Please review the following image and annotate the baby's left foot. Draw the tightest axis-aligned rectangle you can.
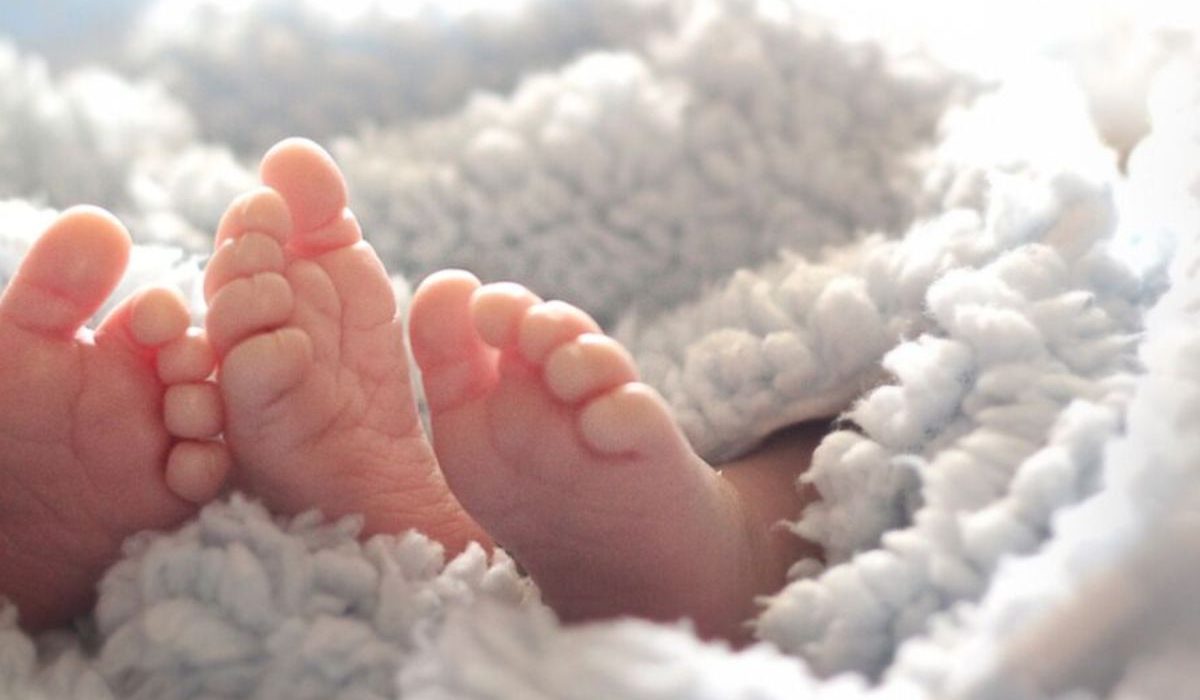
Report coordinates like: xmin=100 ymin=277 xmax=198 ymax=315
xmin=0 ymin=208 xmax=229 ymax=631
xmin=410 ymin=274 xmax=812 ymax=639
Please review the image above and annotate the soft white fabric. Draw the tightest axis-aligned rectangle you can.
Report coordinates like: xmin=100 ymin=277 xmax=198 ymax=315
xmin=0 ymin=1 xmax=1198 ymax=698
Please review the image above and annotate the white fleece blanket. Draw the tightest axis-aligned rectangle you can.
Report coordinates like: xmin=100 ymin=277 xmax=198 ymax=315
xmin=1 ymin=1 xmax=1199 ymax=698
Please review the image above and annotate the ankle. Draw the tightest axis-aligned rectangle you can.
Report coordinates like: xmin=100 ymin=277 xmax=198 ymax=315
xmin=714 ymin=423 xmax=828 ymax=635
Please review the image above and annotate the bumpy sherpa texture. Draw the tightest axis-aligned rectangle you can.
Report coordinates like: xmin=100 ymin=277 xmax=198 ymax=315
xmin=124 ymin=0 xmax=678 ymax=155
xmin=0 ymin=0 xmax=962 ymax=324
xmin=1 ymin=1 xmax=1199 ymax=699
xmin=331 ymin=3 xmax=959 ymax=325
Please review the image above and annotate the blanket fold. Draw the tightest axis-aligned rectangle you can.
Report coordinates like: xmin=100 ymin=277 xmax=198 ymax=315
xmin=1 ymin=1 xmax=1197 ymax=698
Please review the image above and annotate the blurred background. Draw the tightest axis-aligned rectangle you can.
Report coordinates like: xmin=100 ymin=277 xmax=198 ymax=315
xmin=0 ymin=0 xmax=1195 ymax=321
xmin=0 ymin=1 xmax=144 ymax=65
xmin=3 ymin=0 xmax=1194 ymax=144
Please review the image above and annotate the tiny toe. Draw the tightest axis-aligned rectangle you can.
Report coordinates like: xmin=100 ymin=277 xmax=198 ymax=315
xmin=166 ymin=441 xmax=232 ymax=504
xmin=206 ymin=272 xmax=294 ymax=356
xmin=579 ymin=383 xmax=685 ymax=456
xmin=518 ymin=301 xmax=601 ymax=365
xmin=128 ymin=287 xmax=191 ymax=348
xmin=0 ymin=206 xmax=130 ymax=338
xmin=545 ymin=334 xmax=639 ymax=404
xmin=158 ymin=329 xmax=216 ymax=383
xmin=221 ymin=327 xmax=313 ymax=407
xmin=215 ymin=186 xmax=291 ymax=248
xmin=164 ymin=382 xmax=224 ymax=439
xmin=94 ymin=285 xmax=189 ymax=352
xmin=260 ymin=138 xmax=361 ymax=254
xmin=470 ymin=282 xmax=541 ymax=348
xmin=204 ymin=231 xmax=287 ymax=303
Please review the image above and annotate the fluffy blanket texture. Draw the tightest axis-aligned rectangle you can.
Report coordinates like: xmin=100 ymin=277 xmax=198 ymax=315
xmin=1 ymin=1 xmax=1198 ymax=698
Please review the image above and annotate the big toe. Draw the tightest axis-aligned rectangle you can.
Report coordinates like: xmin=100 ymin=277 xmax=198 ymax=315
xmin=0 ymin=206 xmax=130 ymax=338
xmin=410 ymin=270 xmax=499 ymax=411
xmin=260 ymin=138 xmax=360 ymax=254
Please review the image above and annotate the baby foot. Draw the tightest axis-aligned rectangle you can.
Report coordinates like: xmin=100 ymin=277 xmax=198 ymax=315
xmin=409 ymin=274 xmax=791 ymax=639
xmin=0 ymin=207 xmax=229 ymax=631
xmin=205 ymin=138 xmax=485 ymax=552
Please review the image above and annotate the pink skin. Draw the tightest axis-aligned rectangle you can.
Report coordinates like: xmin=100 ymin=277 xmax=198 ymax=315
xmin=209 ymin=138 xmax=822 ymax=641
xmin=204 ymin=139 xmax=487 ymax=553
xmin=409 ymin=275 xmax=823 ymax=640
xmin=0 ymin=207 xmax=230 ymax=632
xmin=0 ymin=141 xmax=819 ymax=637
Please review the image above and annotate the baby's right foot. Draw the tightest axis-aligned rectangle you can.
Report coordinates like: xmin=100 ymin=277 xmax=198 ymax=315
xmin=410 ymin=274 xmax=806 ymax=639
xmin=205 ymin=139 xmax=485 ymax=552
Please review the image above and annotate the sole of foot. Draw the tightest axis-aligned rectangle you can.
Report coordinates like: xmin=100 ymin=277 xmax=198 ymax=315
xmin=0 ymin=206 xmax=229 ymax=631
xmin=409 ymin=271 xmax=790 ymax=639
xmin=205 ymin=138 xmax=486 ymax=553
